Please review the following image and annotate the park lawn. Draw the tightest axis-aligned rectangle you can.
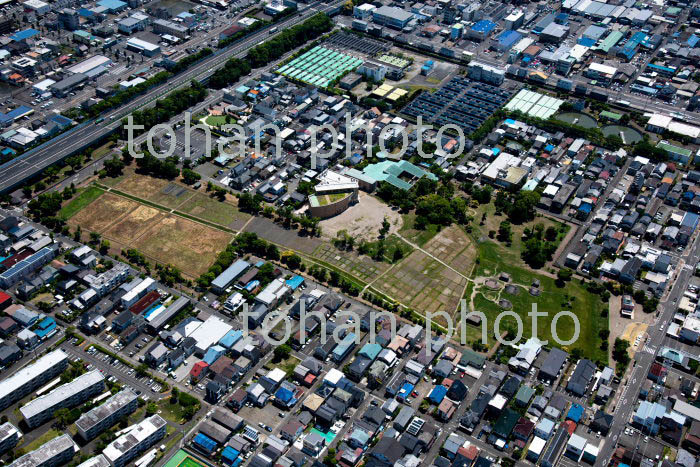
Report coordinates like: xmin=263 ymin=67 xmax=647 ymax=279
xmin=463 ymin=235 xmax=608 ymax=364
xmin=205 ymin=115 xmax=228 ymax=127
xmin=399 ymin=213 xmax=439 ymax=247
xmin=20 ymin=429 xmax=62 ymax=452
xmin=59 ymin=186 xmax=105 ymax=220
xmin=157 ymin=399 xmax=190 ymax=424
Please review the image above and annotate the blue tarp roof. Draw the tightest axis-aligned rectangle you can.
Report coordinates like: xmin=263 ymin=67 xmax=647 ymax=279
xmin=222 ymin=447 xmax=240 ymax=464
xmin=688 ymin=35 xmax=700 ymax=47
xmin=428 ymin=385 xmax=448 ymax=403
xmin=578 ymin=203 xmax=593 ymax=213
xmin=194 ymin=433 xmax=218 ymax=452
xmin=275 ymin=386 xmax=294 ymax=402
xmin=10 ymin=29 xmax=39 ymax=42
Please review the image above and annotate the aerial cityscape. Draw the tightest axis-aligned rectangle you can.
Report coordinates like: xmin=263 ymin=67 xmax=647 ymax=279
xmin=0 ymin=0 xmax=698 ymax=465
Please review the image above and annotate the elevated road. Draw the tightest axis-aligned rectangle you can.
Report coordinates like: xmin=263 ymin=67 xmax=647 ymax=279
xmin=0 ymin=1 xmax=341 ymax=194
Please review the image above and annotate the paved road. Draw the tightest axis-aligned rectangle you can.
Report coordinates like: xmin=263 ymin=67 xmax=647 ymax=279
xmin=0 ymin=1 xmax=341 ymax=195
xmin=597 ymin=228 xmax=700 ymax=466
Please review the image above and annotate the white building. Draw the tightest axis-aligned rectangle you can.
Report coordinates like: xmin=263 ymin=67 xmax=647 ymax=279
xmin=20 ymin=370 xmax=105 ymax=428
xmin=189 ymin=315 xmax=233 ymax=356
xmin=0 ymin=349 xmax=68 ymax=410
xmin=9 ymin=434 xmax=77 ymax=467
xmin=76 ymin=389 xmax=139 ymax=440
xmin=103 ymin=415 xmax=167 ymax=467
xmin=120 ymin=277 xmax=156 ymax=308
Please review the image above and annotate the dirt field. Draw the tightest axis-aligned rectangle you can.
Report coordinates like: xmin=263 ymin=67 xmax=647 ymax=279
xmin=321 ymin=194 xmax=403 ymax=242
xmin=103 ymin=205 xmax=165 ymax=244
xmin=421 ymin=225 xmax=476 ymax=274
xmin=133 ymin=215 xmax=233 ymax=277
xmin=115 ymin=175 xmax=194 ymax=209
xmin=66 ymin=187 xmax=233 ymax=277
xmin=178 ymin=192 xmax=250 ymax=230
xmin=67 ymin=193 xmax=139 ymax=233
xmin=373 ymin=249 xmax=468 ymax=321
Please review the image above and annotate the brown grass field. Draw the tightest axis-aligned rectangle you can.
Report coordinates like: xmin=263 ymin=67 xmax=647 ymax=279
xmin=133 ymin=215 xmax=232 ymax=276
xmin=67 ymin=188 xmax=233 ymax=278
xmin=67 ymin=193 xmax=139 ymax=233
xmin=103 ymin=205 xmax=165 ymax=245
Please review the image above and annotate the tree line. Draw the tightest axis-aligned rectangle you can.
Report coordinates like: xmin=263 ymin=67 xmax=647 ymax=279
xmin=209 ymin=13 xmax=333 ymax=89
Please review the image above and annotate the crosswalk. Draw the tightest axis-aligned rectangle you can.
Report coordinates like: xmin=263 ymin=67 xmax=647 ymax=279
xmin=641 ymin=344 xmax=657 ymax=355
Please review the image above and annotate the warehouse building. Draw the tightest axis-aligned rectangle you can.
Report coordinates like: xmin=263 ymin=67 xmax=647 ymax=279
xmin=9 ymin=434 xmax=77 ymax=467
xmin=125 ymin=38 xmax=160 ymax=57
xmin=20 ymin=370 xmax=105 ymax=428
xmin=76 ymin=389 xmax=139 ymax=440
xmin=103 ymin=415 xmax=167 ymax=467
xmin=372 ymin=6 xmax=413 ymax=30
xmin=153 ymin=19 xmax=189 ymax=38
xmin=211 ymin=259 xmax=249 ymax=295
xmin=50 ymin=73 xmax=87 ymax=97
xmin=0 ymin=349 xmax=68 ymax=410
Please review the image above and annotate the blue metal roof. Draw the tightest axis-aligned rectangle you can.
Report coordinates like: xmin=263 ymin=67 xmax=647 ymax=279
xmin=285 ymin=275 xmax=304 ymax=290
xmin=566 ymin=403 xmax=584 ymax=422
xmin=96 ymin=0 xmax=126 ymax=9
xmin=471 ymin=20 xmax=496 ymax=34
xmin=577 ymin=37 xmax=596 ymax=47
xmin=688 ymin=35 xmax=700 ymax=47
xmin=10 ymin=29 xmax=40 ymax=42
xmin=219 ymin=329 xmax=242 ymax=348
xmin=222 ymin=446 xmax=240 ymax=464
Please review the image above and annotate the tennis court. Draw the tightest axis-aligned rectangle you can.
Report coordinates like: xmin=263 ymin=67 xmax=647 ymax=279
xmin=164 ymin=450 xmax=209 ymax=467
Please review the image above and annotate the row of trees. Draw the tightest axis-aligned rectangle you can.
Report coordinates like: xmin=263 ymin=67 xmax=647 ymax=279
xmin=123 ymin=80 xmax=208 ymax=139
xmin=83 ymin=49 xmax=213 ymax=119
xmin=209 ymin=13 xmax=332 ymax=89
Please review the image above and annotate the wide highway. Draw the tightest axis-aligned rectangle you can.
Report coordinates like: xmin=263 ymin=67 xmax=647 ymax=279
xmin=0 ymin=0 xmax=341 ymax=194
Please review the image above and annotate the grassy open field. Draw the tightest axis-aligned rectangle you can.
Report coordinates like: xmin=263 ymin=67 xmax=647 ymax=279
xmin=178 ymin=192 xmax=250 ymax=229
xmin=59 ymin=186 xmax=105 ymax=220
xmin=311 ymin=243 xmax=391 ymax=284
xmin=399 ymin=213 xmax=440 ymax=247
xmin=458 ymin=208 xmax=608 ymax=363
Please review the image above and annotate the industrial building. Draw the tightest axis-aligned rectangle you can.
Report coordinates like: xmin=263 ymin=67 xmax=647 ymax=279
xmin=371 ymin=6 xmax=413 ymax=30
xmin=103 ymin=415 xmax=167 ymax=467
xmin=211 ymin=259 xmax=250 ymax=294
xmin=125 ymin=38 xmax=161 ymax=57
xmin=0 ymin=349 xmax=68 ymax=410
xmin=76 ymin=389 xmax=139 ymax=440
xmin=20 ymin=370 xmax=105 ymax=428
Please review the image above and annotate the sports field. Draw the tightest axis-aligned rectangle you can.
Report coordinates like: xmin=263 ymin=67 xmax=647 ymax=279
xmin=164 ymin=450 xmax=209 ymax=467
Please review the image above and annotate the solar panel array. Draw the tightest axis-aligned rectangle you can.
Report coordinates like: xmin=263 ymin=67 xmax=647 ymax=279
xmin=276 ymin=46 xmax=363 ymax=88
xmin=402 ymin=76 xmax=512 ymax=134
